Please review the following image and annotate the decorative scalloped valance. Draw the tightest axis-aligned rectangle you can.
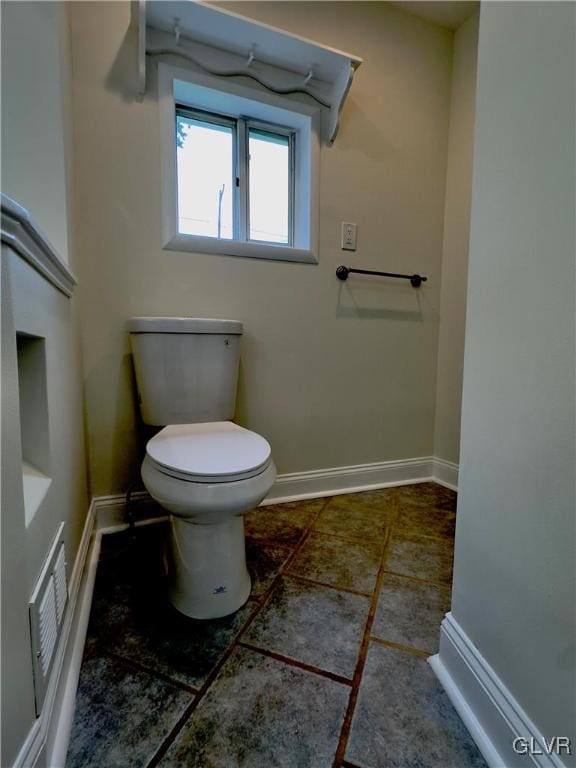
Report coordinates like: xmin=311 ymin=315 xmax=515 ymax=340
xmin=136 ymin=1 xmax=362 ymax=144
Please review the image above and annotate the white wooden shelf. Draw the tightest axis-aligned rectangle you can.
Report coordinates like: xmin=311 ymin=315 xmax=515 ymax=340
xmin=136 ymin=0 xmax=362 ymax=144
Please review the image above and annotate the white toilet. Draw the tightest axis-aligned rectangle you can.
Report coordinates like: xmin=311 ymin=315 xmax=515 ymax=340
xmin=127 ymin=317 xmax=276 ymax=619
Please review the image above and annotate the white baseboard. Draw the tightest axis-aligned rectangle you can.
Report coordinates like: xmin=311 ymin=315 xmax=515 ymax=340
xmin=45 ymin=525 xmax=101 ymax=768
xmin=431 ymin=457 xmax=459 ymax=491
xmin=262 ymin=456 xmax=435 ymax=504
xmin=429 ymin=613 xmax=569 ymax=768
xmin=92 ymin=491 xmax=164 ymax=532
xmin=13 ymin=500 xmax=97 ymax=768
xmin=92 ymin=454 xmax=458 ymax=526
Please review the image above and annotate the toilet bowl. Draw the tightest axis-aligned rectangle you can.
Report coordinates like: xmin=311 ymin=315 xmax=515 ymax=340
xmin=127 ymin=316 xmax=276 ymax=620
xmin=141 ymin=421 xmax=276 ymax=618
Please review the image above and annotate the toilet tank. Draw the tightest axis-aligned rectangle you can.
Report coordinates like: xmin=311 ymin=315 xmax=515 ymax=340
xmin=127 ymin=317 xmax=243 ymax=426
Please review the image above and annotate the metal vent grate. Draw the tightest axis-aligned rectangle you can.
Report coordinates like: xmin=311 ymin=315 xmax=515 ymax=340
xmin=38 ymin=578 xmax=58 ymax=677
xmin=29 ymin=523 xmax=67 ymax=714
xmin=53 ymin=544 xmax=67 ymax=625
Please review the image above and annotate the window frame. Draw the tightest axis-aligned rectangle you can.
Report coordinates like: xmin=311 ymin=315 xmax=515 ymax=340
xmin=175 ymin=106 xmax=296 ymax=247
xmin=245 ymin=119 xmax=296 ymax=247
xmin=175 ymin=106 xmax=238 ymax=241
xmin=159 ymin=63 xmax=320 ymax=264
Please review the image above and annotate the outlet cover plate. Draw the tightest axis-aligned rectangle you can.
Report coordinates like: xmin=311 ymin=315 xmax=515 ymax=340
xmin=341 ymin=222 xmax=357 ymax=251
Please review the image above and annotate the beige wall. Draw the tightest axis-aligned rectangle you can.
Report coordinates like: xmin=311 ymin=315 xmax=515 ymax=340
xmin=433 ymin=10 xmax=478 ymax=465
xmin=1 ymin=3 xmax=89 ymax=764
xmin=1 ymin=1 xmax=73 ymax=264
xmin=69 ymin=1 xmax=454 ymax=496
xmin=451 ymin=0 xmax=575 ymax=756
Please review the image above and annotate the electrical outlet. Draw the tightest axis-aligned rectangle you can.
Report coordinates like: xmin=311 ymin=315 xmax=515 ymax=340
xmin=341 ymin=222 xmax=357 ymax=251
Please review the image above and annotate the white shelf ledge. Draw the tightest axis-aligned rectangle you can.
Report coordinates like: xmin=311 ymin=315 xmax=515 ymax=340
xmin=1 ymin=195 xmax=77 ymax=297
xmin=137 ymin=0 xmax=362 ymax=144
xmin=22 ymin=462 xmax=52 ymax=528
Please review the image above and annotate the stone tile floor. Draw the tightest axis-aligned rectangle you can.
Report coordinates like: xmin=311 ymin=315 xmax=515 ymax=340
xmin=67 ymin=483 xmax=487 ymax=768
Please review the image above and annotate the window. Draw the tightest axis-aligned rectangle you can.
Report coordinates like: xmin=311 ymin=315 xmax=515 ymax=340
xmin=248 ymin=127 xmax=292 ymax=245
xmin=176 ymin=108 xmax=294 ymax=246
xmin=159 ymin=65 xmax=320 ymax=264
xmin=176 ymin=111 xmax=235 ymax=240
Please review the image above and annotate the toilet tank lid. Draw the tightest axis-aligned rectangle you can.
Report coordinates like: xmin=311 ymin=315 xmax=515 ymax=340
xmin=127 ymin=317 xmax=243 ymax=334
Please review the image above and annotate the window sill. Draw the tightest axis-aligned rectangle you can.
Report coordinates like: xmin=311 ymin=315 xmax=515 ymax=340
xmin=164 ymin=234 xmax=318 ymax=264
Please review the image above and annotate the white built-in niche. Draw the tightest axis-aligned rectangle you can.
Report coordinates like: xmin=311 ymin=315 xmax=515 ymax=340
xmin=16 ymin=331 xmax=52 ymax=526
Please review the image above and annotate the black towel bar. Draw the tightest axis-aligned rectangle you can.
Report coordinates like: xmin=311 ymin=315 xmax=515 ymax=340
xmin=336 ymin=265 xmax=427 ymax=288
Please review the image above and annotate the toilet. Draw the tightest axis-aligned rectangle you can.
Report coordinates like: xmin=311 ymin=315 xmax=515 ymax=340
xmin=127 ymin=317 xmax=276 ymax=619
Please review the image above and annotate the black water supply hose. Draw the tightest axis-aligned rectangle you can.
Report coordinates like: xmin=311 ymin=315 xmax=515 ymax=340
xmin=125 ymin=481 xmax=140 ymax=541
xmin=97 ymin=481 xmax=142 ymax=566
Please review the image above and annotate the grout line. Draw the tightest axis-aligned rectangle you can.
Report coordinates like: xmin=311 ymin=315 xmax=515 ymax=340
xmin=237 ymin=642 xmax=353 ymax=687
xmin=105 ymin=650 xmax=200 ymax=695
xmin=367 ymin=636 xmax=431 ymax=658
xmin=332 ymin=508 xmax=397 ymax=767
xmin=388 ymin=523 xmax=456 ymax=541
xmin=391 ymin=527 xmax=456 ymax=544
xmin=144 ymin=497 xmax=331 ymax=768
xmin=307 ymin=526 xmax=392 ymax=546
xmin=284 ymin=572 xmax=372 ymax=599
xmin=382 ymin=569 xmax=452 ymax=589
xmin=144 ymin=595 xmax=269 ymax=768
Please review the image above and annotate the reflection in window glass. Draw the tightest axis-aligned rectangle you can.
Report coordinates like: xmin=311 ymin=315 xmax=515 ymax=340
xmin=176 ymin=114 xmax=234 ymax=239
xmin=249 ymin=129 xmax=290 ymax=244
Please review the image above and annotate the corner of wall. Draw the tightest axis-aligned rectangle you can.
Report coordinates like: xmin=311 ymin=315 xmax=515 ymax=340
xmin=433 ymin=10 xmax=479 ymax=466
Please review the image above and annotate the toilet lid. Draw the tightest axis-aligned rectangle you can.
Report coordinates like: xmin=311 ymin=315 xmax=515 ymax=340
xmin=146 ymin=421 xmax=272 ymax=482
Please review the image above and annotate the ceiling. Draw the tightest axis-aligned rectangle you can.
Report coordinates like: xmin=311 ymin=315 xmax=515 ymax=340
xmin=389 ymin=1 xmax=479 ymax=30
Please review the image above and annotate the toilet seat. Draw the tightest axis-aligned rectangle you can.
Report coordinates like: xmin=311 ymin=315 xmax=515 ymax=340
xmin=146 ymin=421 xmax=272 ymax=484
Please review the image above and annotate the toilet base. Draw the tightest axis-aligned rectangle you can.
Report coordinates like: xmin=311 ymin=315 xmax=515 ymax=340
xmin=166 ymin=515 xmax=251 ymax=619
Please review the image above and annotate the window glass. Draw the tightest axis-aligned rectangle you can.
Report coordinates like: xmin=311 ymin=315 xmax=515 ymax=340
xmin=248 ymin=128 xmax=290 ymax=244
xmin=176 ymin=114 xmax=234 ymax=239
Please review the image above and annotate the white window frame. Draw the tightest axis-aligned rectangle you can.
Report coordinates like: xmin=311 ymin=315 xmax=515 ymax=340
xmin=158 ymin=63 xmax=320 ymax=264
xmin=176 ymin=107 xmax=296 ymax=246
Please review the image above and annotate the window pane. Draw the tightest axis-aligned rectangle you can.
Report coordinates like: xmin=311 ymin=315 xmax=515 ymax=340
xmin=176 ymin=114 xmax=234 ymax=239
xmin=249 ymin=129 xmax=290 ymax=244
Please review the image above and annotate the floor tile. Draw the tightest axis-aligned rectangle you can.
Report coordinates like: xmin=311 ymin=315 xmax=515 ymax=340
xmin=345 ymin=643 xmax=487 ymax=768
xmin=327 ymin=487 xmax=399 ymax=514
xmin=89 ymin=594 xmax=254 ymax=689
xmin=66 ymin=656 xmax=192 ymax=768
xmin=289 ymin=532 xmax=383 ymax=594
xmin=86 ymin=527 xmax=254 ymax=688
xmin=244 ymin=498 xmax=325 ymax=547
xmin=396 ymin=482 xmax=457 ymax=512
xmin=395 ymin=503 xmax=456 ymax=540
xmin=385 ymin=533 xmax=454 ymax=584
xmin=243 ymin=576 xmax=369 ymax=678
xmin=371 ymin=573 xmax=451 ymax=653
xmin=245 ymin=536 xmax=293 ymax=598
xmin=71 ymin=485 xmax=465 ymax=768
xmin=314 ymin=490 xmax=397 ymax=540
xmin=159 ymin=646 xmax=350 ymax=768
